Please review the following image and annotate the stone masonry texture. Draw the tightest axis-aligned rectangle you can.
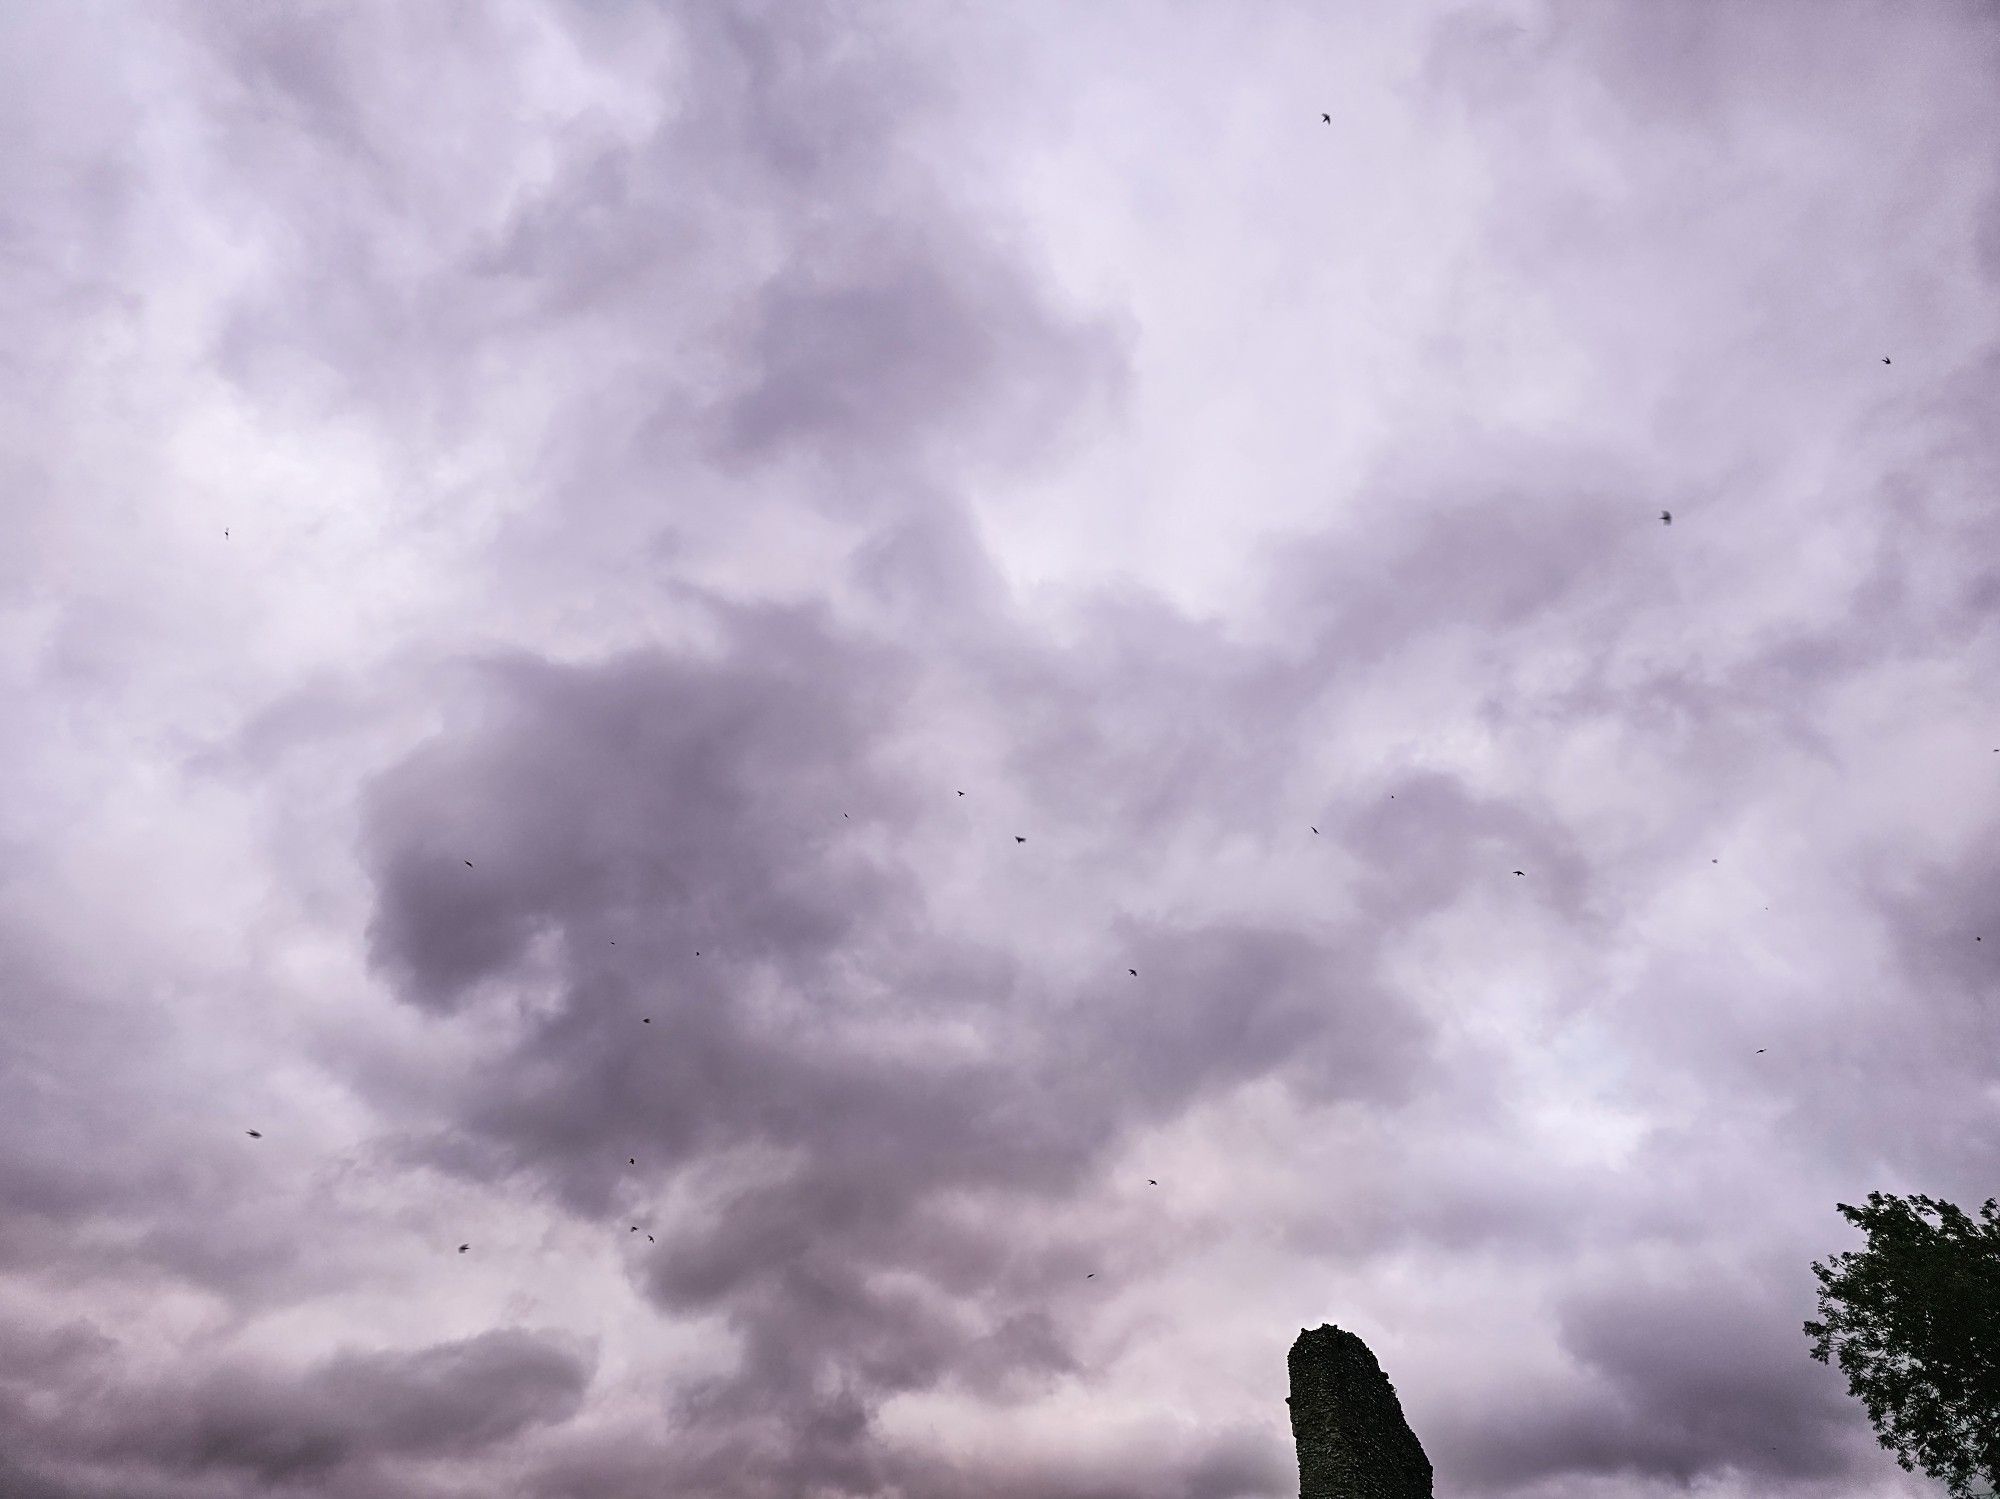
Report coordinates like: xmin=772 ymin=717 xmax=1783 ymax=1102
xmin=1288 ymin=1324 xmax=1434 ymax=1498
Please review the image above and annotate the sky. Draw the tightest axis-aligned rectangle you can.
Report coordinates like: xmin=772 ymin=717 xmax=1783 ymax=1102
xmin=3 ymin=2 xmax=1999 ymax=1496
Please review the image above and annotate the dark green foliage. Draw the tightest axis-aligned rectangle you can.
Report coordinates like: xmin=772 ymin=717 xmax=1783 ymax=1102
xmin=1803 ymin=1192 xmax=2000 ymax=1497
xmin=1288 ymin=1324 xmax=1433 ymax=1498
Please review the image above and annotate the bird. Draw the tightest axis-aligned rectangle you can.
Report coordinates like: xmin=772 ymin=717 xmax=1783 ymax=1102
xmin=465 ymin=860 xmax=473 ymax=867
xmin=1660 ymin=510 xmax=1672 ymax=525
xmin=1086 ymin=1273 xmax=1095 ymax=1278
xmin=647 ymin=1234 xmax=655 ymax=1242
xmin=458 ymin=1243 xmax=469 ymax=1252
xmin=1129 ymin=969 xmax=1138 ymax=976
xmin=1311 ymin=826 xmax=1319 ymax=834
xmin=630 ymin=1226 xmax=639 ymax=1232
xmin=643 ymin=1017 xmax=651 ymax=1024
xmin=223 ymin=528 xmax=230 ymax=538
xmin=1755 ymin=1048 xmax=1765 ymax=1054
xmin=1015 ymin=836 xmax=1026 ymax=843
xmin=628 ymin=1158 xmax=636 ymax=1165
xmin=1512 ymin=870 xmax=1525 ymax=876
xmin=957 ymin=790 xmax=965 ymax=796
xmin=245 ymin=1130 xmax=262 ymax=1138
xmin=1148 ymin=1179 xmax=1158 ymax=1186
xmin=1320 ymin=113 xmax=1330 ymax=123
xmin=1882 ymin=356 xmax=1891 ymax=364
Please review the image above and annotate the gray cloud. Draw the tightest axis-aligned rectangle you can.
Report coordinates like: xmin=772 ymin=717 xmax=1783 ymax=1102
xmin=3 ymin=0 xmax=1999 ymax=1495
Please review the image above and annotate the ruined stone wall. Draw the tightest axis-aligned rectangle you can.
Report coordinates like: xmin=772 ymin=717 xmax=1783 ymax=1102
xmin=1287 ymin=1324 xmax=1433 ymax=1498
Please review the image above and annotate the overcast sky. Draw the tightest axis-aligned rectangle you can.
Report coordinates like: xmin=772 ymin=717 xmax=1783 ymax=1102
xmin=4 ymin=3 xmax=1999 ymax=1496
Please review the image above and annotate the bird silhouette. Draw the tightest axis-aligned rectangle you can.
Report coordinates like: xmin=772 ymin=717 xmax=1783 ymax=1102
xmin=465 ymin=860 xmax=473 ymax=867
xmin=223 ymin=529 xmax=230 ymax=538
xmin=1148 ymin=1179 xmax=1158 ymax=1186
xmin=958 ymin=790 xmax=965 ymax=796
xmin=458 ymin=1243 xmax=469 ymax=1252
xmin=245 ymin=1130 xmax=262 ymax=1138
xmin=1320 ymin=113 xmax=1330 ymax=123
xmin=1882 ymin=356 xmax=1891 ymax=364
xmin=648 ymin=1234 xmax=655 ymax=1242
xmin=1086 ymin=1273 xmax=1095 ymax=1278
xmin=1311 ymin=826 xmax=1319 ymax=834
xmin=1015 ymin=836 xmax=1026 ymax=843
xmin=1129 ymin=968 xmax=1138 ymax=976
xmin=1512 ymin=870 xmax=1525 ymax=876
xmin=1755 ymin=1048 xmax=1765 ymax=1054
xmin=643 ymin=1017 xmax=651 ymax=1023
xmin=1660 ymin=510 xmax=1672 ymax=525
xmin=628 ymin=1158 xmax=636 ymax=1165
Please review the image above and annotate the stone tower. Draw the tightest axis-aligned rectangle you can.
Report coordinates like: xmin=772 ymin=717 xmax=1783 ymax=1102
xmin=1287 ymin=1324 xmax=1433 ymax=1498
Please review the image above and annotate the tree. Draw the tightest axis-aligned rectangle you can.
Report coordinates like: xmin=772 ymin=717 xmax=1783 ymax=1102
xmin=1804 ymin=1192 xmax=2000 ymax=1497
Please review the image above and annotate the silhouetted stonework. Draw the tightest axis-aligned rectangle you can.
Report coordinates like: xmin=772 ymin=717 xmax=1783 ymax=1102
xmin=1287 ymin=1324 xmax=1433 ymax=1498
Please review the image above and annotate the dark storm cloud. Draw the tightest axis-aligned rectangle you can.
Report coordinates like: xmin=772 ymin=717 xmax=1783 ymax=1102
xmin=0 ymin=1319 xmax=591 ymax=1496
xmin=351 ymin=593 xmax=1436 ymax=1493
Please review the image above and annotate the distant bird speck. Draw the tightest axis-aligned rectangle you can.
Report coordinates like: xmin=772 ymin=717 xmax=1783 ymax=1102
xmin=628 ymin=1158 xmax=636 ymax=1165
xmin=1148 ymin=1179 xmax=1158 ymax=1186
xmin=1129 ymin=968 xmax=1138 ymax=976
xmin=1882 ymin=356 xmax=1891 ymax=364
xmin=1086 ymin=1273 xmax=1095 ymax=1279
xmin=648 ymin=1234 xmax=655 ymax=1242
xmin=1311 ymin=826 xmax=1319 ymax=834
xmin=1015 ymin=836 xmax=1026 ymax=843
xmin=1660 ymin=510 xmax=1672 ymax=525
xmin=465 ymin=860 xmax=473 ymax=867
xmin=245 ymin=1130 xmax=261 ymax=1138
xmin=631 ymin=1226 xmax=638 ymax=1232
xmin=1755 ymin=1049 xmax=1765 ymax=1054
xmin=957 ymin=790 xmax=965 ymax=796
xmin=643 ymin=1017 xmax=651 ymax=1023
xmin=1320 ymin=112 xmax=1330 ymax=123
xmin=458 ymin=1243 xmax=469 ymax=1252
xmin=1512 ymin=870 xmax=1525 ymax=876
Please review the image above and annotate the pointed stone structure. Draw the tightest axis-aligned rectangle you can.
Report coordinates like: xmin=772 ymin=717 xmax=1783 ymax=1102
xmin=1287 ymin=1324 xmax=1433 ymax=1498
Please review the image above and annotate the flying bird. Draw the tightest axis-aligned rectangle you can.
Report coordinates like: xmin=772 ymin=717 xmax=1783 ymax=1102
xmin=1512 ymin=870 xmax=1525 ymax=876
xmin=958 ymin=790 xmax=965 ymax=796
xmin=1086 ymin=1273 xmax=1095 ymax=1279
xmin=1311 ymin=826 xmax=1319 ymax=834
xmin=245 ymin=1130 xmax=262 ymax=1138
xmin=1129 ymin=968 xmax=1138 ymax=976
xmin=1660 ymin=510 xmax=1672 ymax=525
xmin=1015 ymin=836 xmax=1026 ymax=843
xmin=1755 ymin=1049 xmax=1765 ymax=1054
xmin=1320 ymin=113 xmax=1330 ymax=123
xmin=465 ymin=860 xmax=473 ymax=867
xmin=223 ymin=529 xmax=229 ymax=538
xmin=458 ymin=1244 xmax=469 ymax=1252
xmin=1882 ymin=356 xmax=1891 ymax=364
xmin=648 ymin=1234 xmax=655 ymax=1242
xmin=1148 ymin=1179 xmax=1158 ymax=1186
xmin=628 ymin=1158 xmax=636 ymax=1165
xmin=643 ymin=1017 xmax=651 ymax=1023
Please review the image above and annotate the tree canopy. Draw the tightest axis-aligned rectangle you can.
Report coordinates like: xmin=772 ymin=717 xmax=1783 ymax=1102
xmin=1803 ymin=1192 xmax=2000 ymax=1497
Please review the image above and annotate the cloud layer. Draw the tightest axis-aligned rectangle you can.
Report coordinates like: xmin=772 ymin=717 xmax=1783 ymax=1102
xmin=4 ymin=2 xmax=1999 ymax=1495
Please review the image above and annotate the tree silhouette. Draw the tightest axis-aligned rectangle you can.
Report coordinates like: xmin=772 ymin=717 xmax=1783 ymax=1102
xmin=1803 ymin=1192 xmax=2000 ymax=1497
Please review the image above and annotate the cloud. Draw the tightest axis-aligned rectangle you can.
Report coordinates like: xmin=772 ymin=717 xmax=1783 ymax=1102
xmin=4 ymin=0 xmax=2000 ymax=1495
